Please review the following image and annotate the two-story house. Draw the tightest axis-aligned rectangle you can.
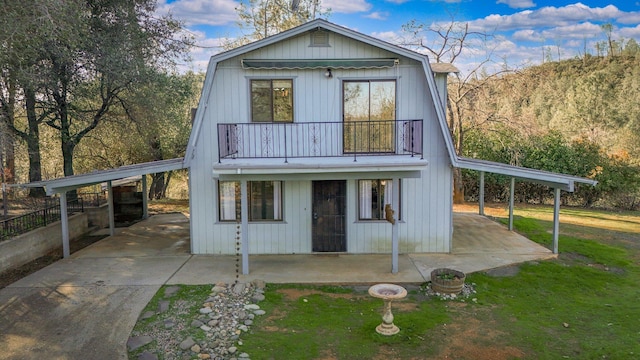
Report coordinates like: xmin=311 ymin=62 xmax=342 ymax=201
xmin=185 ymin=19 xmax=458 ymax=271
xmin=28 ymin=19 xmax=595 ymax=274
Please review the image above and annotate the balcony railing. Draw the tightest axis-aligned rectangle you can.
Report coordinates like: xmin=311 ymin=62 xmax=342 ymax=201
xmin=218 ymin=119 xmax=423 ymax=162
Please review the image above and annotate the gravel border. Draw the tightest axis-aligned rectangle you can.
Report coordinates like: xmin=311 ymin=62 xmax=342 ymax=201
xmin=128 ymin=280 xmax=266 ymax=360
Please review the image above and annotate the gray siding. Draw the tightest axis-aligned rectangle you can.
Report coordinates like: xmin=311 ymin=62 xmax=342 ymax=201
xmin=189 ymin=29 xmax=452 ymax=254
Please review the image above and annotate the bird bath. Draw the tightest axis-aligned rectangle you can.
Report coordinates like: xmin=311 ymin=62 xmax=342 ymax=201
xmin=368 ymin=283 xmax=407 ymax=335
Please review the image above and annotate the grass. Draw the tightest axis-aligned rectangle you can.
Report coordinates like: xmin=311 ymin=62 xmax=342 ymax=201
xmin=244 ymin=284 xmax=451 ymax=359
xmin=129 ymin=204 xmax=640 ymax=359
xmin=238 ymin=205 xmax=640 ymax=359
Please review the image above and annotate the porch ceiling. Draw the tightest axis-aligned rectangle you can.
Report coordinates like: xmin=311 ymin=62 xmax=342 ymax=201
xmin=213 ymin=156 xmax=427 ymax=180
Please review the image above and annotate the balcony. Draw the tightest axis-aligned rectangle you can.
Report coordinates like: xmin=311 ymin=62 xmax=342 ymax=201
xmin=217 ymin=120 xmax=423 ymax=163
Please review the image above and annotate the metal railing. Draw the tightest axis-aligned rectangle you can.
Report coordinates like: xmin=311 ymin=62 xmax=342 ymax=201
xmin=0 ymin=198 xmax=84 ymax=242
xmin=218 ymin=119 xmax=423 ymax=162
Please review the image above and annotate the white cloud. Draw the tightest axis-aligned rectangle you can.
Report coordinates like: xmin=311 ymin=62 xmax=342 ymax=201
xmin=619 ymin=24 xmax=640 ymax=38
xmin=385 ymin=0 xmax=410 ymax=4
xmin=322 ymin=0 xmax=372 ymax=13
xmin=365 ymin=11 xmax=390 ymax=20
xmin=618 ymin=11 xmax=640 ymax=25
xmin=156 ymin=0 xmax=239 ymax=26
xmin=496 ymin=0 xmax=535 ymax=9
xmin=471 ymin=3 xmax=626 ymax=32
xmin=372 ymin=31 xmax=402 ymax=43
xmin=539 ymin=22 xmax=603 ymax=40
xmin=512 ymin=29 xmax=542 ymax=42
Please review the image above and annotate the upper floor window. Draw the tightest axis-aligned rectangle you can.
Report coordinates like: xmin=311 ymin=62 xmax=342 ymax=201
xmin=343 ymin=80 xmax=396 ymax=153
xmin=251 ymin=79 xmax=293 ymax=122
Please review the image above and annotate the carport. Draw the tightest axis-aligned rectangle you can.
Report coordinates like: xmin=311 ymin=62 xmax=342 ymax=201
xmin=19 ymin=158 xmax=188 ymax=258
xmin=455 ymin=156 xmax=598 ymax=254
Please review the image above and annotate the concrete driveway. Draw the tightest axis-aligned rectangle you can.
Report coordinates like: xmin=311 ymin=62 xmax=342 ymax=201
xmin=0 ymin=213 xmax=191 ymax=360
xmin=0 ymin=212 xmax=553 ymax=359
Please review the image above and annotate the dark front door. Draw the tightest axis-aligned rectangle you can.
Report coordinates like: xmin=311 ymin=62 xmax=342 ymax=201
xmin=312 ymin=180 xmax=346 ymax=252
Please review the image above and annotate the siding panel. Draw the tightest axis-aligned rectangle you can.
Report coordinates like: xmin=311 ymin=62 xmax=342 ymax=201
xmin=190 ymin=29 xmax=453 ymax=255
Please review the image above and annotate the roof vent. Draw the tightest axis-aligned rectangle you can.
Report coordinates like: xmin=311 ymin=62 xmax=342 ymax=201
xmin=310 ymin=29 xmax=330 ymax=47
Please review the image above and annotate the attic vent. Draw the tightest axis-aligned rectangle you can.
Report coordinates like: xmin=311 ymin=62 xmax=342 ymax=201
xmin=310 ymin=29 xmax=330 ymax=47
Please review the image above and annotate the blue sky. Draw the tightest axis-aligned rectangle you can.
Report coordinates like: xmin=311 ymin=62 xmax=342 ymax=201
xmin=157 ymin=1 xmax=640 ymax=74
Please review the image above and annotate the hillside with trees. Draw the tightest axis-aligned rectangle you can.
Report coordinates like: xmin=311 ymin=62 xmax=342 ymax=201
xmin=456 ymin=52 xmax=640 ymax=210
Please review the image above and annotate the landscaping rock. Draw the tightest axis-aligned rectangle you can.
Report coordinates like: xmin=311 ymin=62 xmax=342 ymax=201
xmin=127 ymin=335 xmax=153 ymax=351
xmin=251 ymin=293 xmax=265 ymax=302
xmin=138 ymin=351 xmax=159 ymax=360
xmin=140 ymin=311 xmax=155 ymax=320
xmin=191 ymin=319 xmax=204 ymax=328
xmin=232 ymin=282 xmax=246 ymax=295
xmin=164 ymin=285 xmax=181 ymax=297
xmin=130 ymin=282 xmax=266 ymax=360
xmin=158 ymin=300 xmax=170 ymax=313
xmin=179 ymin=337 xmax=196 ymax=350
xmin=163 ymin=319 xmax=175 ymax=329
xmin=252 ymin=279 xmax=266 ymax=290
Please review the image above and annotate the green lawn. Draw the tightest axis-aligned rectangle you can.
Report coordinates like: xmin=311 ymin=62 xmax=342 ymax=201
xmin=240 ymin=205 xmax=640 ymax=359
xmin=129 ymin=205 xmax=640 ymax=359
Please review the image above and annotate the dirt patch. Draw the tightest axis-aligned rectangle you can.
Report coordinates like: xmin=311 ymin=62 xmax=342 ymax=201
xmin=433 ymin=309 xmax=526 ymax=360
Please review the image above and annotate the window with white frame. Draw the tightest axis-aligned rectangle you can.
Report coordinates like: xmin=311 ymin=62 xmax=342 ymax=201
xmin=358 ymin=179 xmax=400 ymax=220
xmin=218 ymin=181 xmax=283 ymax=221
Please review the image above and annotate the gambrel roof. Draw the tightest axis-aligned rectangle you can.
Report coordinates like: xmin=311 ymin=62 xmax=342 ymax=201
xmin=186 ymin=18 xmax=596 ymax=191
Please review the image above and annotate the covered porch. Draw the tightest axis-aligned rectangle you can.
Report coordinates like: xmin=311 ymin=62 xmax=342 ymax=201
xmin=168 ymin=211 xmax=555 ymax=284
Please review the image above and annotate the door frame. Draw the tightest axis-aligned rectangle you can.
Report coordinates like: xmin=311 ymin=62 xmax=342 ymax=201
xmin=311 ymin=180 xmax=347 ymax=252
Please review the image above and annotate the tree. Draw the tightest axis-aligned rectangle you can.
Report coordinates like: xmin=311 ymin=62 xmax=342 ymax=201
xmin=600 ymin=23 xmax=616 ymax=57
xmin=0 ymin=0 xmax=70 ymax=196
xmin=401 ymin=15 xmax=507 ymax=203
xmin=39 ymin=0 xmax=192 ymax=183
xmin=121 ymin=71 xmax=201 ymax=199
xmin=224 ymin=0 xmax=328 ymax=49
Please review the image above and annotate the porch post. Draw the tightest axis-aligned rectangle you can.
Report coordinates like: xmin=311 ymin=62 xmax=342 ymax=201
xmin=141 ymin=175 xmax=149 ymax=219
xmin=107 ymin=180 xmax=115 ymax=236
xmin=391 ymin=177 xmax=400 ymax=274
xmin=508 ymin=177 xmax=515 ymax=231
xmin=60 ymin=192 xmax=70 ymax=258
xmin=479 ymin=171 xmax=485 ymax=216
xmin=552 ymin=187 xmax=561 ymax=254
xmin=240 ymin=179 xmax=249 ymax=275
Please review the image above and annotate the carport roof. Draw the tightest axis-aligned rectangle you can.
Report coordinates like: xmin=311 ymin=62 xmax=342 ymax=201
xmin=17 ymin=158 xmax=187 ymax=196
xmin=455 ymin=156 xmax=598 ymax=192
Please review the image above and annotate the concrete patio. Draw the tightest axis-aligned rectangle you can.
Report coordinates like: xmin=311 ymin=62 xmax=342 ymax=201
xmin=0 ymin=211 xmax=555 ymax=359
xmin=169 ymin=211 xmax=556 ymax=284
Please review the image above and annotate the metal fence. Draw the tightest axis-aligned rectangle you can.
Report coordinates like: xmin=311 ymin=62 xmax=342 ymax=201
xmin=0 ymin=197 xmax=84 ymax=242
